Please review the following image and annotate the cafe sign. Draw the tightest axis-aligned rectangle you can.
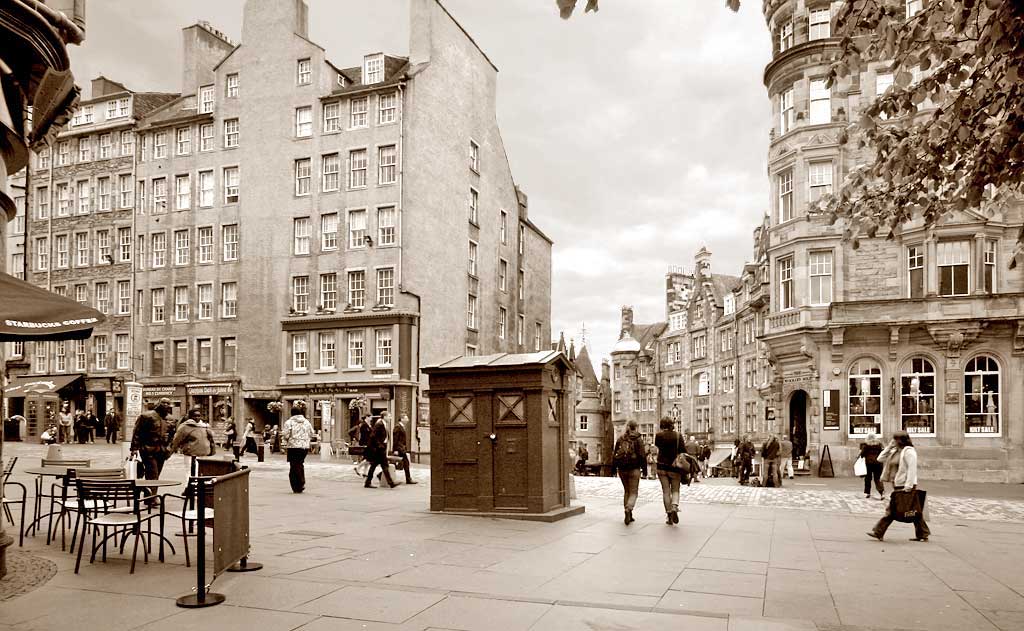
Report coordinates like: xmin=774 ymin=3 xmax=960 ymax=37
xmin=186 ymin=382 xmax=234 ymax=395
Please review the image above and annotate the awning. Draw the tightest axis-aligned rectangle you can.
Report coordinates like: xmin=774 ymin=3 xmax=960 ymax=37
xmin=4 ymin=374 xmax=83 ymax=397
xmin=0 ymin=272 xmax=105 ymax=341
xmin=708 ymin=447 xmax=733 ymax=468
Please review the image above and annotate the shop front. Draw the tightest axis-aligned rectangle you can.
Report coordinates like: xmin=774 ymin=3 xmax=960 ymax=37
xmin=278 ymin=382 xmax=418 ymax=448
xmin=4 ymin=374 xmax=86 ymax=439
xmin=186 ymin=381 xmax=238 ymax=445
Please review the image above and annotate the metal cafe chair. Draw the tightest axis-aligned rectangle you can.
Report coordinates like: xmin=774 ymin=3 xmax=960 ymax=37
xmin=54 ymin=468 xmax=125 ymax=553
xmin=161 ymin=477 xmax=215 ymax=568
xmin=73 ymin=479 xmax=160 ymax=575
xmin=35 ymin=458 xmax=91 ymax=544
xmin=2 ymin=457 xmax=26 ymax=547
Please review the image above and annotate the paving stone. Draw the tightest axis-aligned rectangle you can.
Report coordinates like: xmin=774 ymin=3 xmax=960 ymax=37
xmin=657 ymin=590 xmax=764 ymax=616
xmin=671 ymin=568 xmax=767 ymax=598
xmin=403 ymin=594 xmax=552 ymax=630
xmin=295 ymin=585 xmax=446 ymax=623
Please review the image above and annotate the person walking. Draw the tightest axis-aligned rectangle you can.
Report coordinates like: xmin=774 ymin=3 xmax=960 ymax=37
xmin=225 ymin=418 xmax=240 ymax=459
xmin=684 ymin=435 xmax=701 ymax=481
xmin=393 ymin=413 xmax=417 ymax=485
xmin=365 ymin=414 xmax=397 ymax=488
xmin=58 ymin=404 xmax=73 ymax=444
xmin=282 ymin=403 xmax=314 ymax=493
xmin=654 ymin=418 xmax=683 ymax=525
xmin=350 ymin=415 xmax=373 ymax=478
xmin=575 ymin=443 xmax=589 ymax=475
xmin=868 ymin=430 xmax=929 ymax=542
xmin=243 ymin=419 xmax=258 ymax=456
xmin=170 ymin=407 xmax=217 ymax=474
xmin=779 ymin=435 xmax=794 ymax=480
xmin=646 ymin=443 xmax=659 ymax=480
xmin=738 ymin=435 xmax=755 ymax=485
xmin=699 ymin=441 xmax=711 ymax=479
xmin=860 ymin=433 xmax=885 ymax=499
xmin=130 ymin=398 xmax=173 ymax=483
xmin=611 ymin=420 xmax=647 ymax=525
xmin=105 ymin=410 xmax=120 ymax=443
xmin=761 ymin=433 xmax=781 ymax=487
xmin=878 ymin=436 xmax=901 ymax=500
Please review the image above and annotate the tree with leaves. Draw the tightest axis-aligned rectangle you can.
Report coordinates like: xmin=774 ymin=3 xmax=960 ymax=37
xmin=559 ymin=0 xmax=1024 ymax=266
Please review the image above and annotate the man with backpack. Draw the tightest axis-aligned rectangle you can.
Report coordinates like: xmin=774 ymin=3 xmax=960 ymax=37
xmin=611 ymin=420 xmax=648 ymax=525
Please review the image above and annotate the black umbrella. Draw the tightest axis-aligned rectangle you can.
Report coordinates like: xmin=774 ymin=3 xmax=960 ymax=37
xmin=0 ymin=271 xmax=106 ymax=341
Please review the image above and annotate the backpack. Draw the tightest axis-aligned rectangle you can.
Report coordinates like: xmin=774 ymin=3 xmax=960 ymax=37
xmin=613 ymin=434 xmax=638 ymax=467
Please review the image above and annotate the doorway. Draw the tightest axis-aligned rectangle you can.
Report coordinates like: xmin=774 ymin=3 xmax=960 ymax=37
xmin=789 ymin=390 xmax=808 ymax=458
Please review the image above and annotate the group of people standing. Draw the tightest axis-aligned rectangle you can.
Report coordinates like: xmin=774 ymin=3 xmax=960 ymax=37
xmin=53 ymin=403 xmax=121 ymax=444
xmin=732 ymin=433 xmax=793 ymax=487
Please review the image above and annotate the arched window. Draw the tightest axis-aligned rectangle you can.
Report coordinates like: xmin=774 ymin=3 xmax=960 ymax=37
xmin=901 ymin=357 xmax=935 ymax=436
xmin=848 ymin=358 xmax=882 ymax=436
xmin=964 ymin=355 xmax=1000 ymax=436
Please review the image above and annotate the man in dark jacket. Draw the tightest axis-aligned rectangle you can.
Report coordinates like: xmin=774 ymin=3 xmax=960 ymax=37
xmin=761 ymin=433 xmax=781 ymax=487
xmin=738 ymin=435 xmax=755 ymax=484
xmin=365 ymin=414 xmax=396 ymax=488
xmin=105 ymin=410 xmax=120 ymax=443
xmin=392 ymin=413 xmax=417 ymax=484
xmin=130 ymin=398 xmax=173 ymax=482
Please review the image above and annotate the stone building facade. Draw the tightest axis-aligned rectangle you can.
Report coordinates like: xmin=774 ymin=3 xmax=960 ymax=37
xmin=571 ymin=344 xmax=612 ymax=466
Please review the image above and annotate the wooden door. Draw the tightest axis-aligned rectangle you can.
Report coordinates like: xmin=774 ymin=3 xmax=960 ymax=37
xmin=441 ymin=393 xmax=479 ymax=510
xmin=493 ymin=392 xmax=528 ymax=510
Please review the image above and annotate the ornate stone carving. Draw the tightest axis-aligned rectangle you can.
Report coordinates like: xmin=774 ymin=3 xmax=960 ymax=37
xmin=889 ymin=326 xmax=901 ymax=361
xmin=830 ymin=327 xmax=845 ymax=362
xmin=926 ymin=322 xmax=986 ymax=357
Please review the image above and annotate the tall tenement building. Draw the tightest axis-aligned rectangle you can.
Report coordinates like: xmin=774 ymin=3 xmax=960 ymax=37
xmin=6 ymin=0 xmax=553 ymax=453
xmin=613 ymin=0 xmax=1024 ymax=481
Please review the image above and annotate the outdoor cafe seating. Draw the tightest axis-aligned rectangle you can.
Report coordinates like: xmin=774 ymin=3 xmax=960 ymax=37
xmin=2 ymin=456 xmax=26 ymax=547
xmin=73 ymin=478 xmax=162 ymax=575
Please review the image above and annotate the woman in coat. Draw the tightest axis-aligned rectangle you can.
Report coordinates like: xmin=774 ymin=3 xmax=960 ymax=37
xmin=611 ymin=420 xmax=647 ymax=525
xmin=868 ymin=430 xmax=929 ymax=542
xmin=654 ymin=418 xmax=684 ymax=525
xmin=859 ymin=433 xmax=885 ymax=499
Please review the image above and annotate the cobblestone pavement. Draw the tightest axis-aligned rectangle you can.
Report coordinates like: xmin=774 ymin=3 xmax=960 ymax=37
xmin=0 ymin=551 xmax=57 ymax=601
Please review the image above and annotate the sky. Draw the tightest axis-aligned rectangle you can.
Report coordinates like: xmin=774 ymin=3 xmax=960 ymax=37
xmin=67 ymin=0 xmax=773 ymax=371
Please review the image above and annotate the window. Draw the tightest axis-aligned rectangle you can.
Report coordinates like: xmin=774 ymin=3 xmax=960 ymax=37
xmin=498 ymin=307 xmax=507 ymax=339
xmin=779 ymin=87 xmax=794 ymax=134
xmin=518 ymin=314 xmax=525 ymax=345
xmin=519 ymin=225 xmax=525 ymax=254
xmin=116 ymin=334 xmax=130 ymax=370
xmin=151 ymin=288 xmax=166 ymax=323
xmin=376 ymin=267 xmax=394 ymax=306
xmin=94 ymin=336 xmax=108 ymax=371
xmin=907 ymin=246 xmax=925 ymax=298
xmin=319 ymin=332 xmax=336 ymax=370
xmin=34 ymin=341 xmax=47 ymax=373
xmin=199 ymin=85 xmax=214 ymax=113
xmin=198 ymin=283 xmax=213 ymax=319
xmin=153 ymin=131 xmax=166 ymax=159
xmin=114 ymin=174 xmax=131 ymax=209
xmin=984 ymin=240 xmax=997 ymax=293
xmin=320 ymin=273 xmax=338 ymax=310
xmin=376 ymin=329 xmax=392 ymax=366
xmin=295 ymin=106 xmax=312 ymax=137
xmin=938 ymin=241 xmax=970 ymax=296
xmin=55 ymin=234 xmax=68 ymax=268
xmin=36 ymin=186 xmax=49 ymax=219
xmin=323 ymin=102 xmax=341 ymax=133
xmin=900 ymin=357 xmax=936 ymax=436
xmin=499 ymin=259 xmax=508 ymax=291
xmin=349 ymin=149 xmax=367 ymax=188
xmin=78 ymin=137 xmax=91 ymax=162
xmin=297 ymin=58 xmax=311 ymax=85
xmin=221 ymin=282 xmax=237 ymax=318
xmin=364 ymin=54 xmax=384 ymax=84
xmin=197 ymin=339 xmax=212 ymax=374
xmin=149 ymin=342 xmax=165 ymax=375
xmin=724 ymin=294 xmax=735 ymax=315
xmin=117 ymin=280 xmax=130 ymax=315
xmin=221 ymin=338 xmax=237 ymax=371
xmin=876 ymin=72 xmax=894 ymax=99
xmin=809 ymin=79 xmax=831 ymax=124
xmin=152 ymin=177 xmax=167 ymax=213
xmin=964 ymin=355 xmax=1000 ymax=436
xmin=849 ymin=358 xmax=883 ymax=436
xmin=778 ymin=256 xmax=794 ymax=310
xmin=108 ymin=97 xmax=129 ymax=119
xmin=223 ymin=164 xmax=238 ymax=201
xmin=151 ymin=232 xmax=166 ymax=268
xmin=97 ymin=177 xmax=111 ymax=210
xmin=348 ymin=330 xmax=364 ymax=367
xmin=99 ymin=133 xmax=112 ymax=159
xmin=378 ymin=92 xmax=397 ymax=124
xmin=906 ymin=0 xmax=922 ymax=18
xmin=74 ymin=232 xmax=89 ymax=267
xmin=778 ymin=170 xmax=793 ymax=222
xmin=198 ymin=123 xmax=214 ymax=152
xmin=378 ymin=145 xmax=396 ymax=184
xmin=321 ymin=213 xmax=339 ymax=250
xmin=744 ymin=317 xmax=755 ymax=344
xmin=140 ymin=134 xmax=149 ymax=162
xmin=120 ymin=130 xmax=134 ymax=156
xmin=77 ymin=180 xmax=90 ymax=214
xmin=808 ymin=161 xmax=833 ymax=202
xmin=809 ymin=251 xmax=833 ymax=305
xmin=808 ymin=8 xmax=830 ymax=40
xmin=467 ymin=294 xmax=477 ymax=329
xmin=74 ymin=284 xmax=87 ymax=304
xmin=95 ymin=282 xmax=111 ymax=315
xmin=578 ymin=415 xmax=588 ymax=431
xmin=295 ymin=158 xmax=311 ymax=195
xmin=322 ymin=153 xmax=340 ymax=191
xmin=348 ymin=270 xmax=365 ymax=308
xmin=534 ymin=323 xmax=543 ymax=351
xmin=192 ymin=170 xmax=212 ymax=208
xmin=468 ymin=241 xmax=478 ymax=276
xmin=55 ymin=341 xmax=66 ymax=372
xmin=779 ymin=20 xmax=793 ymax=51
xmin=224 ymin=119 xmax=239 ymax=148
xmin=720 ymin=329 xmax=733 ymax=353
xmin=226 ymin=73 xmax=238 ymax=97
xmin=350 ymin=97 xmax=368 ymax=128
xmin=137 ymin=179 xmax=145 ymax=210
xmin=118 ymin=227 xmax=132 ymax=263
xmin=693 ymin=334 xmax=706 ymax=359
xmin=38 ymin=147 xmax=51 ymax=169
xmin=697 ymin=372 xmax=710 ymax=396
xmin=292 ymin=276 xmax=309 ymax=312
xmin=56 ymin=183 xmax=70 ymax=216
xmin=174 ymin=286 xmax=189 ymax=321
xmin=175 ymin=174 xmax=191 ymax=210
xmin=287 ymin=333 xmax=308 ymax=371
xmin=469 ymin=188 xmax=479 ymax=224
xmin=348 ymin=209 xmax=367 ymax=248
xmin=197 ymin=227 xmax=213 ymax=263
xmin=174 ymin=229 xmax=190 ymax=265
xmin=500 ymin=210 xmax=508 ymax=244
xmin=470 ymin=140 xmax=480 ymax=172
xmin=176 ymin=127 xmax=191 ymax=155
xmin=57 ymin=141 xmax=70 ymax=166
xmin=518 ymin=270 xmax=525 ymax=300
xmin=377 ymin=206 xmax=396 ymax=246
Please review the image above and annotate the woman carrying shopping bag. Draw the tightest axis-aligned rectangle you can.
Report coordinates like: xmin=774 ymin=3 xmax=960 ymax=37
xmin=867 ymin=431 xmax=929 ymax=542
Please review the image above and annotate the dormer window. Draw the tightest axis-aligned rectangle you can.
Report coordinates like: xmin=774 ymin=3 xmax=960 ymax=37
xmin=337 ymin=73 xmax=346 ymax=87
xmin=724 ymin=294 xmax=735 ymax=315
xmin=198 ymin=85 xmax=214 ymax=114
xmin=364 ymin=53 xmax=384 ymax=84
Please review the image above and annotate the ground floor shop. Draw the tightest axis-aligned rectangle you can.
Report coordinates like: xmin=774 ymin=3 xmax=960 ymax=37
xmin=140 ymin=380 xmax=240 ymax=443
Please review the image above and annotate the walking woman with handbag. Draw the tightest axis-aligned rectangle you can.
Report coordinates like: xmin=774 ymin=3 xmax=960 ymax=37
xmin=859 ymin=433 xmax=884 ymax=499
xmin=654 ymin=418 xmax=684 ymax=525
xmin=867 ymin=430 xmax=930 ymax=542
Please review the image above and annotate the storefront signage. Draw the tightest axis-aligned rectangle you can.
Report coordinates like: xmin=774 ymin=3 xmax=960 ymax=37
xmin=186 ymin=382 xmax=234 ymax=395
xmin=822 ymin=389 xmax=840 ymax=430
xmin=143 ymin=386 xmax=177 ymax=397
xmin=306 ymin=384 xmax=361 ymax=395
xmin=85 ymin=378 xmax=112 ymax=392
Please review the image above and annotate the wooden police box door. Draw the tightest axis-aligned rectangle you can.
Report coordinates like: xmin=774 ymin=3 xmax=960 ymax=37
xmin=493 ymin=392 xmax=529 ymax=510
xmin=442 ymin=394 xmax=480 ymax=510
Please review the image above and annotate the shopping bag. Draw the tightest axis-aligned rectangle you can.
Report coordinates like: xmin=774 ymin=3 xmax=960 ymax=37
xmin=853 ymin=456 xmax=867 ymax=477
xmin=125 ymin=454 xmax=142 ymax=480
xmin=890 ymin=489 xmax=926 ymax=523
